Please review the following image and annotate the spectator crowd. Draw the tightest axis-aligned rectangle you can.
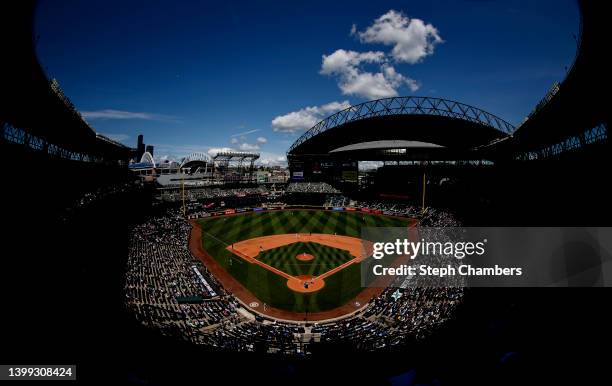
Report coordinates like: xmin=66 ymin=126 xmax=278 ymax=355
xmin=125 ymin=195 xmax=464 ymax=354
xmin=286 ymin=182 xmax=340 ymax=194
xmin=159 ymin=186 xmax=272 ymax=203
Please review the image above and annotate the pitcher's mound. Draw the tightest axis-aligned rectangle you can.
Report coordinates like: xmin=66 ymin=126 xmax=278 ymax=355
xmin=287 ymin=275 xmax=325 ymax=293
xmin=296 ymin=253 xmax=315 ymax=262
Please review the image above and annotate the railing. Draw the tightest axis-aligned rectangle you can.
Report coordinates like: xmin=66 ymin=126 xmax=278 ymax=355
xmin=514 ymin=122 xmax=607 ymax=161
xmin=2 ymin=120 xmax=112 ymax=164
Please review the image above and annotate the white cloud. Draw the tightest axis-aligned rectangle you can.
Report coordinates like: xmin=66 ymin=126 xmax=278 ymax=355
xmin=357 ymin=10 xmax=443 ymax=64
xmin=319 ymin=10 xmax=440 ymax=99
xmin=320 ymin=49 xmax=418 ymax=99
xmin=82 ymin=109 xmax=177 ymax=121
xmin=271 ymin=100 xmax=351 ymax=133
xmin=320 ymin=49 xmax=386 ymax=76
xmin=382 ymin=64 xmax=419 ymax=92
xmin=228 ymin=133 xmax=267 ymax=152
xmin=207 ymin=147 xmax=234 ymax=156
xmin=257 ymin=152 xmax=287 ymax=166
xmin=239 ymin=142 xmax=260 ymax=151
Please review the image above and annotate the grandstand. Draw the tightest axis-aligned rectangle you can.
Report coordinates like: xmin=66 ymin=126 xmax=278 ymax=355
xmin=125 ymin=208 xmax=461 ymax=354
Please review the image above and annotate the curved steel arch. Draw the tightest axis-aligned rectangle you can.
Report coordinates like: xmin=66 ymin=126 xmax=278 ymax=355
xmin=287 ymin=96 xmax=515 ymax=154
xmin=180 ymin=152 xmax=212 ymax=168
xmin=140 ymin=151 xmax=156 ymax=168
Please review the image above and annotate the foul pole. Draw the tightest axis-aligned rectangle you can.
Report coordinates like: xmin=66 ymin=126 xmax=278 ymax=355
xmin=421 ymin=171 xmax=426 ymax=214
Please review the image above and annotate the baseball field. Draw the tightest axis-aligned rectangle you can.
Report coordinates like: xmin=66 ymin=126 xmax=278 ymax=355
xmin=198 ymin=210 xmax=413 ymax=313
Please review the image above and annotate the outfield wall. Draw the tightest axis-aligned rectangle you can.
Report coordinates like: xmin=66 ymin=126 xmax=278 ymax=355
xmin=188 ymin=204 xmax=417 ymax=220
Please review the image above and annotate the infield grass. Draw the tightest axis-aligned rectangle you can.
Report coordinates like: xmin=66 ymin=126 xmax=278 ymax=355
xmin=199 ymin=210 xmax=411 ymax=313
xmin=258 ymin=242 xmax=353 ymax=277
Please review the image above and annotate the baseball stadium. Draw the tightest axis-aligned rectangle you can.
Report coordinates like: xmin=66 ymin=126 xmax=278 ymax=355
xmin=2 ymin=1 xmax=611 ymax=384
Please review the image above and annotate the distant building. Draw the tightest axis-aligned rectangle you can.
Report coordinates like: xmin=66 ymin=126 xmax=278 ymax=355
xmin=137 ymin=134 xmax=145 ymax=160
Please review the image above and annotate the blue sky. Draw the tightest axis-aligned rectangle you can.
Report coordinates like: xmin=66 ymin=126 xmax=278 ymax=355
xmin=34 ymin=0 xmax=579 ymax=165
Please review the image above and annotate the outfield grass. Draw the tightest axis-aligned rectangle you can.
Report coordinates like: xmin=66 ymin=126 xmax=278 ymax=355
xmin=199 ymin=210 xmax=411 ymax=313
